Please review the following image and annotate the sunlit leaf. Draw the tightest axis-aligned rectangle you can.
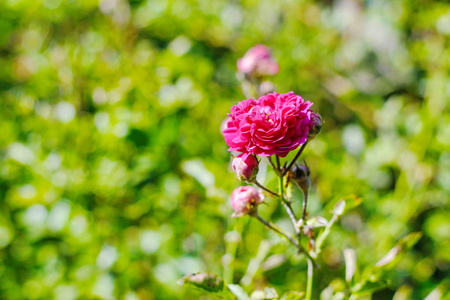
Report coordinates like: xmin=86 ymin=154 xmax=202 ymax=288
xmin=333 ymin=200 xmax=346 ymax=216
xmin=280 ymin=291 xmax=305 ymax=300
xmin=306 ymin=216 xmax=328 ymax=228
xmin=250 ymin=287 xmax=278 ymax=300
xmin=178 ymin=273 xmax=225 ymax=293
xmin=344 ymin=248 xmax=357 ymax=283
xmin=228 ymin=284 xmax=250 ymax=300
xmin=375 ymin=232 xmax=422 ymax=269
xmin=351 ymin=279 xmax=390 ymax=296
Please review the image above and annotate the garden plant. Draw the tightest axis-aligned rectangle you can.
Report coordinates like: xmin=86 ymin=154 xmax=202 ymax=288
xmin=180 ymin=45 xmax=422 ymax=300
xmin=1 ymin=1 xmax=448 ymax=299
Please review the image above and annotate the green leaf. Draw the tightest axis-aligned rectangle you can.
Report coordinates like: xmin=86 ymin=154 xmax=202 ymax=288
xmin=333 ymin=200 xmax=346 ymax=216
xmin=179 ymin=272 xmax=225 ymax=293
xmin=341 ymin=195 xmax=362 ymax=211
xmin=306 ymin=216 xmax=328 ymax=228
xmin=228 ymin=284 xmax=250 ymax=300
xmin=250 ymin=287 xmax=278 ymax=299
xmin=280 ymin=291 xmax=305 ymax=300
xmin=351 ymin=279 xmax=390 ymax=296
xmin=375 ymin=232 xmax=422 ymax=269
xmin=398 ymin=232 xmax=422 ymax=250
xmin=328 ymin=195 xmax=362 ymax=216
xmin=344 ymin=248 xmax=357 ymax=283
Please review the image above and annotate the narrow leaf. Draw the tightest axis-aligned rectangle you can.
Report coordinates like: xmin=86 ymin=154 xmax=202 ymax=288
xmin=228 ymin=284 xmax=250 ymax=300
xmin=250 ymin=287 xmax=278 ymax=300
xmin=351 ymin=279 xmax=390 ymax=295
xmin=333 ymin=200 xmax=346 ymax=216
xmin=375 ymin=232 xmax=422 ymax=268
xmin=375 ymin=246 xmax=400 ymax=267
xmin=280 ymin=291 xmax=305 ymax=300
xmin=179 ymin=272 xmax=225 ymax=293
xmin=344 ymin=248 xmax=357 ymax=283
xmin=306 ymin=216 xmax=328 ymax=228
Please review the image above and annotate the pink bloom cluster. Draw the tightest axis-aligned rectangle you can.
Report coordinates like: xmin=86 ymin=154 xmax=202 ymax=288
xmin=230 ymin=186 xmax=264 ymax=217
xmin=237 ymin=44 xmax=279 ymax=76
xmin=223 ymin=92 xmax=314 ymax=157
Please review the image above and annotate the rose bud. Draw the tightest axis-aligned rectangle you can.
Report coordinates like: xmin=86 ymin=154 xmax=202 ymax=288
xmin=307 ymin=112 xmax=322 ymax=140
xmin=289 ymin=164 xmax=311 ymax=195
xmin=230 ymin=186 xmax=265 ymax=217
xmin=232 ymin=154 xmax=259 ymax=183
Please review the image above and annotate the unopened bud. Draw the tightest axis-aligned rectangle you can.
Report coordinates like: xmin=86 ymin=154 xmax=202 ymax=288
xmin=232 ymin=154 xmax=259 ymax=183
xmin=308 ymin=112 xmax=322 ymax=140
xmin=289 ymin=164 xmax=311 ymax=195
xmin=230 ymin=186 xmax=264 ymax=217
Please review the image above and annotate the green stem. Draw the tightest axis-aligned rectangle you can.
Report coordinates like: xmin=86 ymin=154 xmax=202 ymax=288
xmin=256 ymin=212 xmax=318 ymax=266
xmin=267 ymin=156 xmax=278 ymax=174
xmin=276 ymin=155 xmax=281 ymax=173
xmin=278 ymin=168 xmax=285 ymax=198
xmin=274 ymin=176 xmax=318 ymax=267
xmin=282 ymin=201 xmax=299 ymax=234
xmin=254 ymin=181 xmax=280 ymax=198
xmin=301 ymin=190 xmax=309 ymax=221
xmin=278 ymin=164 xmax=303 ymax=250
xmin=255 ymin=214 xmax=299 ymax=248
xmin=283 ymin=142 xmax=308 ymax=176
xmin=306 ymin=258 xmax=314 ymax=300
xmin=314 ymin=214 xmax=339 ymax=258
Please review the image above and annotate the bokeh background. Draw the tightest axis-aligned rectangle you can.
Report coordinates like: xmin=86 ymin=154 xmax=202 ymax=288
xmin=0 ymin=0 xmax=449 ymax=299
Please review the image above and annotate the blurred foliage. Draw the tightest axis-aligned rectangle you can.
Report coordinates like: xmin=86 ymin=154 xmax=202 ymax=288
xmin=0 ymin=0 xmax=449 ymax=299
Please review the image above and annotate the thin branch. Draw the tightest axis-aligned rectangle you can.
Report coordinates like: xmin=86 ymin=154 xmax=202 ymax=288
xmin=255 ymin=214 xmax=299 ymax=248
xmin=283 ymin=142 xmax=308 ymax=176
xmin=301 ymin=190 xmax=309 ymax=221
xmin=282 ymin=201 xmax=299 ymax=235
xmin=314 ymin=214 xmax=339 ymax=258
xmin=254 ymin=181 xmax=280 ymax=198
xmin=267 ymin=156 xmax=278 ymax=173
xmin=255 ymin=214 xmax=318 ymax=266
xmin=276 ymin=155 xmax=281 ymax=173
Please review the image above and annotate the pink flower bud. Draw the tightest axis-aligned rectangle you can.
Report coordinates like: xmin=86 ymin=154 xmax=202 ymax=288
xmin=230 ymin=186 xmax=264 ymax=217
xmin=308 ymin=112 xmax=322 ymax=140
xmin=237 ymin=44 xmax=279 ymax=76
xmin=232 ymin=154 xmax=259 ymax=183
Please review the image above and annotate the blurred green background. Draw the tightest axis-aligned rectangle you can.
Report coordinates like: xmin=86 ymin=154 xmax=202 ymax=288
xmin=0 ymin=0 xmax=449 ymax=299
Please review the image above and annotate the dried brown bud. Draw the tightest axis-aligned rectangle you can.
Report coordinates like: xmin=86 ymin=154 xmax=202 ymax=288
xmin=289 ymin=164 xmax=311 ymax=194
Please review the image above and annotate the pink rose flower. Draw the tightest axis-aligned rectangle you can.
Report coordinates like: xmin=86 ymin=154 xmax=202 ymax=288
xmin=230 ymin=186 xmax=264 ymax=217
xmin=237 ymin=44 xmax=279 ymax=76
xmin=222 ymin=92 xmax=313 ymax=157
xmin=232 ymin=154 xmax=259 ymax=183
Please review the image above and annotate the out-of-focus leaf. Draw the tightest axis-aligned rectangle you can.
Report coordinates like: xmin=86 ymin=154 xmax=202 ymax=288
xmin=280 ymin=291 xmax=305 ymax=300
xmin=398 ymin=232 xmax=422 ymax=250
xmin=331 ymin=195 xmax=362 ymax=216
xmin=333 ymin=200 xmax=346 ymax=216
xmin=375 ymin=232 xmax=422 ymax=269
xmin=250 ymin=287 xmax=278 ymax=300
xmin=320 ymin=278 xmax=347 ymax=300
xmin=344 ymin=248 xmax=357 ymax=283
xmin=351 ymin=279 xmax=390 ymax=296
xmin=375 ymin=246 xmax=401 ymax=268
xmin=178 ymin=273 xmax=225 ymax=293
xmin=306 ymin=216 xmax=328 ymax=228
xmin=228 ymin=284 xmax=250 ymax=300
